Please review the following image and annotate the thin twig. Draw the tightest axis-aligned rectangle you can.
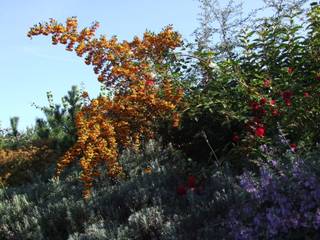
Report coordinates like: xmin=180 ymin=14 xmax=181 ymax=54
xmin=201 ymin=130 xmax=220 ymax=163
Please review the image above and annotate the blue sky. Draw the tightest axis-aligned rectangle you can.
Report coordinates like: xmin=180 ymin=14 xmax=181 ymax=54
xmin=0 ymin=0 xmax=264 ymax=130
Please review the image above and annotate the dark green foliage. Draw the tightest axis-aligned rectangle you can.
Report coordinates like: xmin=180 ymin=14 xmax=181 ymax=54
xmin=163 ymin=1 xmax=320 ymax=174
xmin=34 ymin=118 xmax=50 ymax=140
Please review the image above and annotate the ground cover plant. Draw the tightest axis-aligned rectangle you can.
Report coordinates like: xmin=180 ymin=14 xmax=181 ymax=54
xmin=1 ymin=0 xmax=320 ymax=239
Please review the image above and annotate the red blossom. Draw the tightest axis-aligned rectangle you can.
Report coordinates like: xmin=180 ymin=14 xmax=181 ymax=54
xmin=282 ymin=91 xmax=293 ymax=106
xmin=282 ymin=91 xmax=293 ymax=100
xmin=270 ymin=99 xmax=276 ymax=106
xmin=263 ymin=79 xmax=271 ymax=88
xmin=255 ymin=126 xmax=266 ymax=138
xmin=232 ymin=134 xmax=240 ymax=143
xmin=271 ymin=109 xmax=280 ymax=116
xmin=285 ymin=99 xmax=292 ymax=106
xmin=250 ymin=101 xmax=260 ymax=111
xmin=288 ymin=67 xmax=294 ymax=74
xmin=304 ymin=92 xmax=310 ymax=97
xmin=146 ymin=80 xmax=155 ymax=86
xmin=187 ymin=175 xmax=196 ymax=188
xmin=176 ymin=185 xmax=187 ymax=196
xmin=290 ymin=143 xmax=297 ymax=152
xmin=260 ymin=97 xmax=267 ymax=105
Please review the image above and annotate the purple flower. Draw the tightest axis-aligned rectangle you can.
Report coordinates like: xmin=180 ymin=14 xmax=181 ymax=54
xmin=270 ymin=159 xmax=278 ymax=167
xmin=314 ymin=209 xmax=320 ymax=229
xmin=266 ymin=209 xmax=281 ymax=235
xmin=304 ymin=175 xmax=317 ymax=189
xmin=312 ymin=188 xmax=320 ymax=201
xmin=240 ymin=172 xmax=257 ymax=194
xmin=236 ymin=228 xmax=254 ymax=240
xmin=260 ymin=167 xmax=273 ymax=187
xmin=228 ymin=155 xmax=320 ymax=239
xmin=289 ymin=215 xmax=299 ymax=228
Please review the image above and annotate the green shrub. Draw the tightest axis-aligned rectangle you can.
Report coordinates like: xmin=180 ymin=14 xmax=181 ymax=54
xmin=166 ymin=1 xmax=320 ymax=172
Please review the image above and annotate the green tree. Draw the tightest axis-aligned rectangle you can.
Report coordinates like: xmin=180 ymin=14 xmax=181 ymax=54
xmin=33 ymin=85 xmax=82 ymax=151
xmin=9 ymin=117 xmax=19 ymax=138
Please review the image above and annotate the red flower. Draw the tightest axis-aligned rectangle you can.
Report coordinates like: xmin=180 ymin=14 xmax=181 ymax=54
xmin=255 ymin=126 xmax=265 ymax=138
xmin=146 ymin=80 xmax=154 ymax=86
xmin=232 ymin=134 xmax=240 ymax=143
xmin=282 ymin=91 xmax=293 ymax=100
xmin=282 ymin=91 xmax=293 ymax=106
xmin=250 ymin=101 xmax=260 ymax=111
xmin=271 ymin=109 xmax=279 ymax=116
xmin=304 ymin=92 xmax=310 ymax=97
xmin=270 ymin=99 xmax=276 ymax=106
xmin=260 ymin=97 xmax=267 ymax=105
xmin=285 ymin=99 xmax=292 ymax=106
xmin=263 ymin=79 xmax=271 ymax=88
xmin=288 ymin=67 xmax=294 ymax=74
xmin=290 ymin=143 xmax=297 ymax=152
xmin=176 ymin=185 xmax=187 ymax=196
xmin=187 ymin=176 xmax=196 ymax=188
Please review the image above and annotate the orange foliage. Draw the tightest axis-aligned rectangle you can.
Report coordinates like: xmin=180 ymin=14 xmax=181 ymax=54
xmin=0 ymin=145 xmax=53 ymax=184
xmin=28 ymin=17 xmax=184 ymax=198
xmin=28 ymin=17 xmax=181 ymax=88
xmin=0 ymin=145 xmax=50 ymax=164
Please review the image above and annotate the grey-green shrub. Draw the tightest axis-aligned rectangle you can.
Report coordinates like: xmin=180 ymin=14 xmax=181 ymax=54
xmin=0 ymin=140 xmax=237 ymax=240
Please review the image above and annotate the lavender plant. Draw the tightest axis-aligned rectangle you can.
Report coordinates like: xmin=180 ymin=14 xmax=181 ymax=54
xmin=228 ymin=148 xmax=320 ymax=239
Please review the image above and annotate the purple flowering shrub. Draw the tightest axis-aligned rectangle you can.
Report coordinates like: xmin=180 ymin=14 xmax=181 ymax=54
xmin=228 ymin=151 xmax=320 ymax=240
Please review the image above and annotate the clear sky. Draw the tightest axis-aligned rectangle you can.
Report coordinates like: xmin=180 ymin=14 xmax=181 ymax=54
xmin=0 ymin=0 xmax=264 ymax=131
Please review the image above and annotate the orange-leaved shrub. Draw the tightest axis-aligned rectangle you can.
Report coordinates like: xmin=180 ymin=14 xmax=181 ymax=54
xmin=0 ymin=145 xmax=48 ymax=164
xmin=28 ymin=17 xmax=184 ymax=198
xmin=0 ymin=145 xmax=53 ymax=185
